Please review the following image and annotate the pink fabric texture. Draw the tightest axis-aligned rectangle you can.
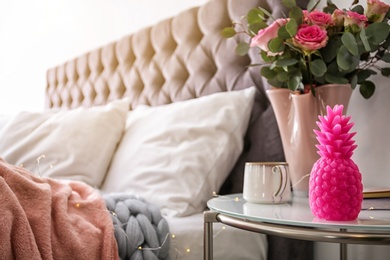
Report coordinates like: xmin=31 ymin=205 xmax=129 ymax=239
xmin=0 ymin=158 xmax=118 ymax=260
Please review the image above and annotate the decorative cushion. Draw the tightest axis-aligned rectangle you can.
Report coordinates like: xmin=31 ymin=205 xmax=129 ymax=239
xmin=0 ymin=98 xmax=129 ymax=188
xmin=101 ymin=87 xmax=256 ymax=217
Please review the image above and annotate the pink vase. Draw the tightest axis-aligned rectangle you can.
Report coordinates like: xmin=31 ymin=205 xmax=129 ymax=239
xmin=266 ymin=84 xmax=353 ymax=197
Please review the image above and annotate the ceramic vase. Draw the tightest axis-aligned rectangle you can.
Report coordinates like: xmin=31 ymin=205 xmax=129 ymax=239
xmin=266 ymin=84 xmax=353 ymax=197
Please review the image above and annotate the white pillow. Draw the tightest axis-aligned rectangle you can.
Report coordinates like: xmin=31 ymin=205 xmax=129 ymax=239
xmin=0 ymin=98 xmax=129 ymax=188
xmin=0 ymin=114 xmax=10 ymax=131
xmin=101 ymin=87 xmax=257 ymax=217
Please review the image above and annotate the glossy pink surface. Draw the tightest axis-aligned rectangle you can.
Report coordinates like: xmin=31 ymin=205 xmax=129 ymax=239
xmin=309 ymin=105 xmax=363 ymax=221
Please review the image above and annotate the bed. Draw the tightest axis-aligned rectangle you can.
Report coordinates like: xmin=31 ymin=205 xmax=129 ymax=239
xmin=0 ymin=0 xmax=312 ymax=259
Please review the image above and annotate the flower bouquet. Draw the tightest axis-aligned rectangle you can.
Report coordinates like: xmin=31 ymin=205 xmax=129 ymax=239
xmin=222 ymin=0 xmax=390 ymax=196
xmin=222 ymin=0 xmax=390 ymax=98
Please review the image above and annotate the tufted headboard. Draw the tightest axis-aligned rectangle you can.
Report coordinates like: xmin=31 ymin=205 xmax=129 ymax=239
xmin=46 ymin=0 xmax=283 ymax=109
xmin=45 ymin=0 xmax=313 ymax=259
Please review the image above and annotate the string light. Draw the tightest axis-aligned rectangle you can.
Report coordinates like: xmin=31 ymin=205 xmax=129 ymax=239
xmin=292 ymin=174 xmax=310 ymax=188
xmin=20 ymin=154 xmax=55 ymax=178
xmin=29 ymin=157 xmax=232 ymax=258
xmin=36 ymin=154 xmax=46 ymax=178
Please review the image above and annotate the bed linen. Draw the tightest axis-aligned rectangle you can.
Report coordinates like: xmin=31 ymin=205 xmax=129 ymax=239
xmin=2 ymin=0 xmax=314 ymax=259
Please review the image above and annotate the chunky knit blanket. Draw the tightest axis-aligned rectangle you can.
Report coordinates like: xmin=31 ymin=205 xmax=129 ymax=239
xmin=104 ymin=193 xmax=171 ymax=260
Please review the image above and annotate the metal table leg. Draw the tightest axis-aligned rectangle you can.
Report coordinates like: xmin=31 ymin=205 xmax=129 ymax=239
xmin=203 ymin=211 xmax=218 ymax=260
xmin=340 ymin=229 xmax=348 ymax=260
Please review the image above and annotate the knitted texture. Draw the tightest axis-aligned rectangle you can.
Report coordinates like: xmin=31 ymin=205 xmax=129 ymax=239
xmin=104 ymin=194 xmax=170 ymax=260
xmin=309 ymin=105 xmax=363 ymax=221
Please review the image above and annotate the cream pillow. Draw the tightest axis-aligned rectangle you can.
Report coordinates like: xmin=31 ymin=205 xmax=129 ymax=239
xmin=0 ymin=98 xmax=129 ymax=188
xmin=101 ymin=87 xmax=256 ymax=217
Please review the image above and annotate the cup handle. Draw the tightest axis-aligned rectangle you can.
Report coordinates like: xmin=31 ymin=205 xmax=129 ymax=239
xmin=272 ymin=165 xmax=288 ymax=198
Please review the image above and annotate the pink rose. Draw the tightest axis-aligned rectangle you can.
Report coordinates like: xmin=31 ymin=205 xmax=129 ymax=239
xmin=250 ymin=18 xmax=288 ymax=56
xmin=292 ymin=24 xmax=328 ymax=52
xmin=366 ymin=0 xmax=390 ymax=22
xmin=344 ymin=11 xmax=368 ymax=32
xmin=307 ymin=10 xmax=333 ymax=28
xmin=332 ymin=9 xmax=345 ymax=28
xmin=302 ymin=10 xmax=309 ymax=22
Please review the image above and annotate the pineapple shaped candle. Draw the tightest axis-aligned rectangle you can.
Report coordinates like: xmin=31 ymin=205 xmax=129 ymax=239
xmin=309 ymin=105 xmax=363 ymax=221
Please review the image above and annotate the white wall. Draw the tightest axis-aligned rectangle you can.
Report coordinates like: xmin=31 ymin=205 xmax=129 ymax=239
xmin=0 ymin=0 xmax=207 ymax=113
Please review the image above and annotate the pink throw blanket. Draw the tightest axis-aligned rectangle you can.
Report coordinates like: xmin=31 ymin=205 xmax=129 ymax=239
xmin=0 ymin=158 xmax=118 ymax=260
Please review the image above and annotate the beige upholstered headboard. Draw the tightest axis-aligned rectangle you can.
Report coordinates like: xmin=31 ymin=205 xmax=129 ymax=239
xmin=45 ymin=0 xmax=288 ymax=109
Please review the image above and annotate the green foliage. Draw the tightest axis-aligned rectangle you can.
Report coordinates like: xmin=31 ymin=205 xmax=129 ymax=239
xmin=235 ymin=42 xmax=250 ymax=56
xmin=221 ymin=27 xmax=236 ymax=38
xmin=220 ymin=0 xmax=390 ymax=98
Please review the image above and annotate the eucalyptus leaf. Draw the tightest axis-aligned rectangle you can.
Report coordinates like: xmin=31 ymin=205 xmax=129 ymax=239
xmin=324 ymin=73 xmax=349 ymax=84
xmin=320 ymin=37 xmax=340 ymax=63
xmin=235 ymin=42 xmax=250 ymax=56
xmin=289 ymin=7 xmax=303 ymax=25
xmin=381 ymin=53 xmax=390 ymax=63
xmin=359 ymin=81 xmax=375 ymax=99
xmin=247 ymin=8 xmax=265 ymax=24
xmin=257 ymin=6 xmax=273 ymax=21
xmin=282 ymin=0 xmax=296 ymax=8
xmin=357 ymin=69 xmax=376 ymax=82
xmin=268 ymin=78 xmax=284 ymax=88
xmin=324 ymin=0 xmax=338 ymax=11
xmin=277 ymin=71 xmax=289 ymax=82
xmin=286 ymin=19 xmax=298 ymax=37
xmin=260 ymin=66 xmax=277 ymax=79
xmin=261 ymin=51 xmax=273 ymax=62
xmin=275 ymin=58 xmax=299 ymax=67
xmin=269 ymin=38 xmax=285 ymax=53
xmin=310 ymin=59 xmax=327 ymax=77
xmin=278 ymin=26 xmax=292 ymax=39
xmin=248 ymin=22 xmax=268 ymax=36
xmin=381 ymin=67 xmax=390 ymax=76
xmin=365 ymin=22 xmax=390 ymax=45
xmin=341 ymin=32 xmax=359 ymax=56
xmin=359 ymin=28 xmax=371 ymax=52
xmin=221 ymin=27 xmax=236 ymax=38
xmin=337 ymin=46 xmax=359 ymax=71
xmin=351 ymin=75 xmax=358 ymax=89
xmin=351 ymin=5 xmax=364 ymax=14
xmin=287 ymin=76 xmax=301 ymax=91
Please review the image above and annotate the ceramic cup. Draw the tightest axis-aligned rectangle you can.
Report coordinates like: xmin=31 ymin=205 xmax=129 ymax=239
xmin=243 ymin=162 xmax=291 ymax=204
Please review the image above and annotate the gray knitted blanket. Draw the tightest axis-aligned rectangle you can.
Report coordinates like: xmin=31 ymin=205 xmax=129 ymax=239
xmin=104 ymin=194 xmax=170 ymax=260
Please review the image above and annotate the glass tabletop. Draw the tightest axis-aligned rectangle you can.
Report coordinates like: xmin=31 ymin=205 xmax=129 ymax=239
xmin=207 ymin=194 xmax=390 ymax=231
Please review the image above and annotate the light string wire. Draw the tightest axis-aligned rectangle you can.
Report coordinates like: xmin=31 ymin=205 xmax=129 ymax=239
xmin=292 ymin=173 xmax=311 ymax=188
xmin=32 ymin=155 xmax=227 ymax=257
xmin=35 ymin=154 xmax=46 ymax=178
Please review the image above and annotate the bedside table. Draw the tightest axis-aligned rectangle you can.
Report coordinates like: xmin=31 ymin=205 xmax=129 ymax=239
xmin=204 ymin=194 xmax=390 ymax=260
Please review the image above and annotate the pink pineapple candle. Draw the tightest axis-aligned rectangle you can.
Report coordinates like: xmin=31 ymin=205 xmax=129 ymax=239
xmin=309 ymin=105 xmax=363 ymax=221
